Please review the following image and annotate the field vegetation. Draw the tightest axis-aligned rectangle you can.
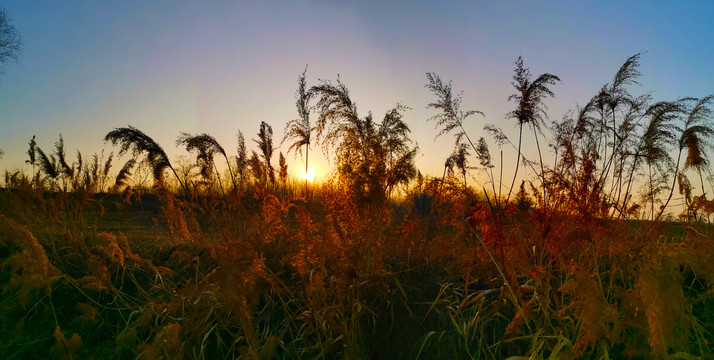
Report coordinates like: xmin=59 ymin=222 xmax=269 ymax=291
xmin=3 ymin=54 xmax=714 ymax=359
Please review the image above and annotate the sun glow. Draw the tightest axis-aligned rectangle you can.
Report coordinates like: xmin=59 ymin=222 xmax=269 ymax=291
xmin=303 ymin=168 xmax=316 ymax=183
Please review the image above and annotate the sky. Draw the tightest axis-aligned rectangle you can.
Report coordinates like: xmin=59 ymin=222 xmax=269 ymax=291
xmin=1 ymin=1 xmax=713 ymax=186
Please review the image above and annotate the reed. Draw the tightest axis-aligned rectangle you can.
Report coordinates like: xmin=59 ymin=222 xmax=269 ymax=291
xmin=1 ymin=55 xmax=714 ymax=358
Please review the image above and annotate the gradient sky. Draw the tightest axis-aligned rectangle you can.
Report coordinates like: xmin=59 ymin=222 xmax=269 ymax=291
xmin=1 ymin=1 xmax=713 ymax=186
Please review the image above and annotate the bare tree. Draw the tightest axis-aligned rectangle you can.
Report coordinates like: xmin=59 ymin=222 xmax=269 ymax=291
xmin=0 ymin=7 xmax=21 ymax=75
xmin=0 ymin=8 xmax=21 ymax=158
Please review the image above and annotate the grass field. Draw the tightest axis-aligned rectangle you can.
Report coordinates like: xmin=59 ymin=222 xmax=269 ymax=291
xmin=3 ymin=53 xmax=714 ymax=359
xmin=2 ymin=183 xmax=714 ymax=359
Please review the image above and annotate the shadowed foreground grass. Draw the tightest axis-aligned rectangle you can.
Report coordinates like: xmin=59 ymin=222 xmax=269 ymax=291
xmin=1 ymin=184 xmax=714 ymax=359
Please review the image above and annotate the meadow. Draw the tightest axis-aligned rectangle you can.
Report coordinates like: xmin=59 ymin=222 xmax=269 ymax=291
xmin=2 ymin=54 xmax=714 ymax=359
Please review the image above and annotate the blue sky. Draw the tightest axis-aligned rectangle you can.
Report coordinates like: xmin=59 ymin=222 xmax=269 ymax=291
xmin=1 ymin=1 xmax=713 ymax=183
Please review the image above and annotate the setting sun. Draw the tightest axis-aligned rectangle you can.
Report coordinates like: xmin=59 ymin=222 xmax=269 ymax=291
xmin=303 ymin=168 xmax=316 ymax=183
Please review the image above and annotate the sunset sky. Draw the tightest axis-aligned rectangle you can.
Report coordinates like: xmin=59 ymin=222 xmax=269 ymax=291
xmin=1 ymin=1 xmax=713 ymax=185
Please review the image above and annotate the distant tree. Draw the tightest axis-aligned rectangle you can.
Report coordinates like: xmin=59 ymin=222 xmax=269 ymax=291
xmin=283 ymin=67 xmax=313 ymax=180
xmin=254 ymin=122 xmax=275 ymax=184
xmin=506 ymin=56 xmax=560 ymax=203
xmin=0 ymin=7 xmax=21 ymax=75
xmin=0 ymin=8 xmax=20 ymax=161
xmin=105 ymin=126 xmax=186 ymax=191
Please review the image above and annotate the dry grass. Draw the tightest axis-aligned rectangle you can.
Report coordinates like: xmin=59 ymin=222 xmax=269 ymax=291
xmin=2 ymin=54 xmax=714 ymax=359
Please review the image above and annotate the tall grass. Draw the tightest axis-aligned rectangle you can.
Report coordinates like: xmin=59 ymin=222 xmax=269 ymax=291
xmin=2 ymin=54 xmax=714 ymax=359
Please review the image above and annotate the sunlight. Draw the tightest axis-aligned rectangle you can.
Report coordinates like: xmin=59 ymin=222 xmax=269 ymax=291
xmin=303 ymin=168 xmax=316 ymax=183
